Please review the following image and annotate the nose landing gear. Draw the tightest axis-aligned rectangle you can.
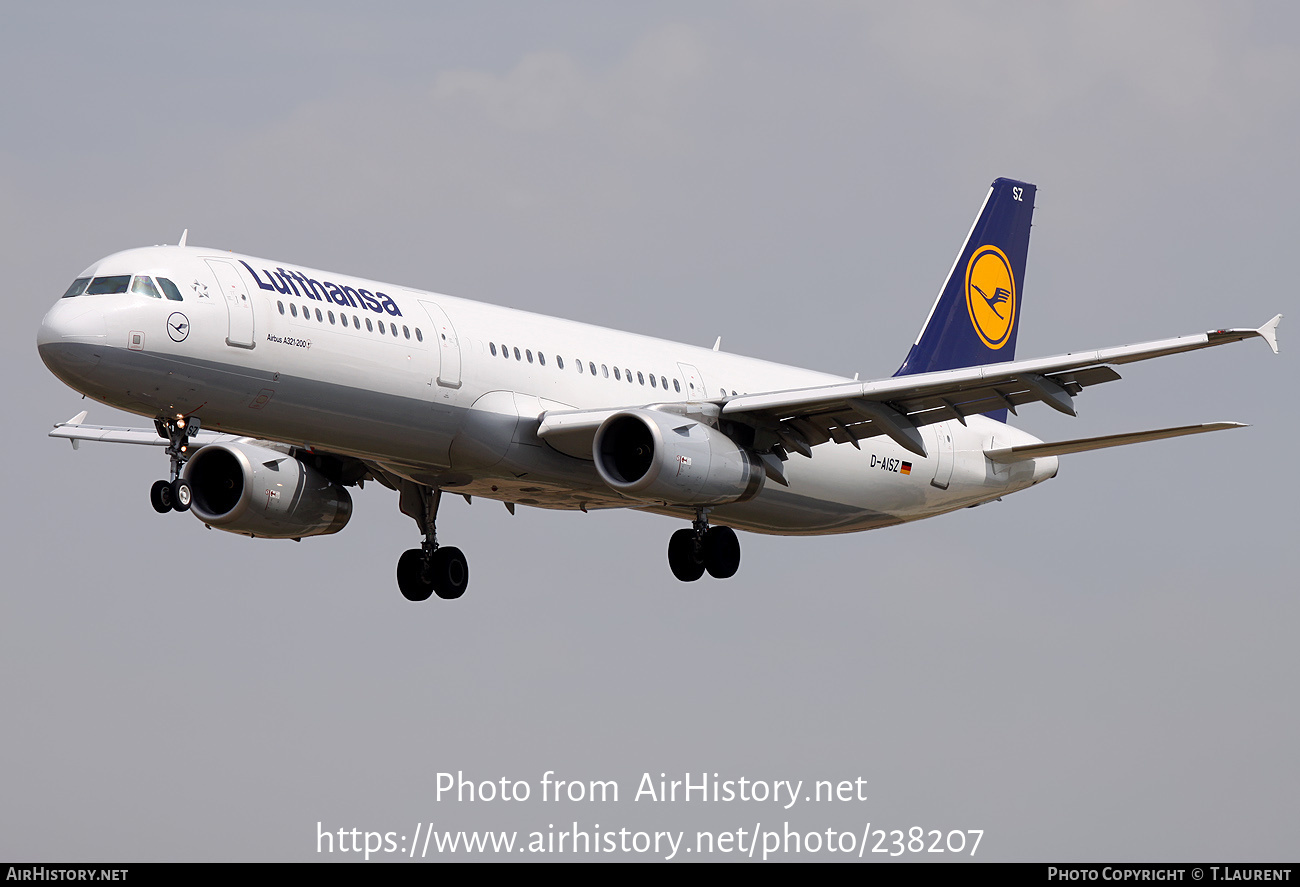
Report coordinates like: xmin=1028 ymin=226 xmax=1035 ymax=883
xmin=667 ymin=509 xmax=741 ymax=582
xmin=149 ymin=417 xmax=197 ymax=514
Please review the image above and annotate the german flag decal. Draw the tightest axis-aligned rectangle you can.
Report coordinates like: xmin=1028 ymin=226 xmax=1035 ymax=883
xmin=901 ymin=461 xmax=912 ymax=476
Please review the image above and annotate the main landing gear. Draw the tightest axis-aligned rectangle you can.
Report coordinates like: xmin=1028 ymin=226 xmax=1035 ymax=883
xmin=396 ymin=486 xmax=469 ymax=602
xmin=667 ymin=509 xmax=741 ymax=582
xmin=149 ymin=416 xmax=198 ymax=514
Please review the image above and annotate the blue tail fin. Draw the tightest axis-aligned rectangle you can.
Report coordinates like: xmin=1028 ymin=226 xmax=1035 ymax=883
xmin=895 ymin=178 xmax=1036 ymax=386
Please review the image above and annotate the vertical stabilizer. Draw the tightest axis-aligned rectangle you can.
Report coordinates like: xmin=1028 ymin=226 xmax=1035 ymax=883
xmin=895 ymin=178 xmax=1036 ymax=382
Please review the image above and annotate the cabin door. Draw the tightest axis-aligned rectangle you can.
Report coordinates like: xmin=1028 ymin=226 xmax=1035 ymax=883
xmin=206 ymin=259 xmax=255 ymax=348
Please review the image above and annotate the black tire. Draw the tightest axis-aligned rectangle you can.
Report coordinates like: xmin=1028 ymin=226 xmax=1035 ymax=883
xmin=704 ymin=526 xmax=741 ymax=579
xmin=430 ymin=546 xmax=469 ymax=600
xmin=668 ymin=528 xmax=706 ymax=582
xmin=171 ymin=478 xmax=192 ymax=513
xmin=397 ymin=549 xmax=434 ymax=602
xmin=150 ymin=480 xmax=172 ymax=514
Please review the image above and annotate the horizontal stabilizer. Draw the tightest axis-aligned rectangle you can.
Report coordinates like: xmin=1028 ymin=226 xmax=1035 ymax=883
xmin=984 ymin=422 xmax=1247 ymax=463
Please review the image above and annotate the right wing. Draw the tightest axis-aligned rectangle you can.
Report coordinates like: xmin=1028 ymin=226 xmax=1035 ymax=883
xmin=718 ymin=315 xmax=1281 ymax=458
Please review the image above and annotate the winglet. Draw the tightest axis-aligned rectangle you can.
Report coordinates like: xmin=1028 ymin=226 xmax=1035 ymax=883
xmin=1258 ymin=313 xmax=1282 ymax=354
xmin=178 ymin=228 xmax=188 ymax=248
xmin=58 ymin=411 xmax=88 ymax=450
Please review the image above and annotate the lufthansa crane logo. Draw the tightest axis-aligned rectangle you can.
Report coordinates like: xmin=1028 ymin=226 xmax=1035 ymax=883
xmin=167 ymin=312 xmax=190 ymax=343
xmin=965 ymin=245 xmax=1016 ymax=349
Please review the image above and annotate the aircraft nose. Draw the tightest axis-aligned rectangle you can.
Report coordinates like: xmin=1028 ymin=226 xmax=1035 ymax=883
xmin=37 ymin=299 xmax=108 ymax=379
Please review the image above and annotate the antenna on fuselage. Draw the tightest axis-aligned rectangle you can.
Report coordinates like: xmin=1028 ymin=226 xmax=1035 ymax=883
xmin=178 ymin=229 xmax=188 ymax=247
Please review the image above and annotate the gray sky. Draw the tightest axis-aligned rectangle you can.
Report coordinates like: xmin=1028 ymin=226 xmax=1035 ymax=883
xmin=3 ymin=1 xmax=1296 ymax=862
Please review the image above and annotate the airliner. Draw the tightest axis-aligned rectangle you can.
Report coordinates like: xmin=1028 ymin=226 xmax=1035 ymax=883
xmin=36 ymin=178 xmax=1281 ymax=601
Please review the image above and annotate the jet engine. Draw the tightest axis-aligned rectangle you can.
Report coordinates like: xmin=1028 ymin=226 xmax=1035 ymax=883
xmin=183 ymin=442 xmax=352 ymax=539
xmin=593 ymin=410 xmax=764 ymax=505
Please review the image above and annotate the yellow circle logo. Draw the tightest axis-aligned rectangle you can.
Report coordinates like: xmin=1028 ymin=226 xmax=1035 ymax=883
xmin=965 ymin=245 xmax=1016 ymax=349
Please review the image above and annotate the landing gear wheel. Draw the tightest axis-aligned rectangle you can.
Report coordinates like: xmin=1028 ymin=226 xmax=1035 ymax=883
xmin=704 ymin=526 xmax=741 ymax=579
xmin=394 ymin=485 xmax=470 ymax=601
xmin=150 ymin=480 xmax=173 ymax=513
xmin=397 ymin=549 xmax=435 ymax=602
xmin=430 ymin=546 xmax=469 ymax=600
xmin=170 ymin=478 xmax=192 ymax=513
xmin=668 ymin=528 xmax=706 ymax=582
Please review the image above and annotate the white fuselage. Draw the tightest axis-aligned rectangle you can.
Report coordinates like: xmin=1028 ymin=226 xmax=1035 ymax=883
xmin=37 ymin=245 xmax=1058 ymax=536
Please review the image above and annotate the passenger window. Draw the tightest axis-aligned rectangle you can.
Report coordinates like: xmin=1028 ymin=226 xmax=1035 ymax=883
xmin=61 ymin=278 xmax=91 ymax=299
xmin=637 ymin=372 xmax=645 ymax=385
xmin=277 ymin=301 xmax=285 ymax=315
xmin=328 ymin=311 xmax=336 ymax=324
xmin=87 ymin=275 xmax=132 ymax=295
xmin=614 ymin=367 xmax=621 ymax=381
xmin=538 ymin=352 xmax=545 ymax=366
xmin=403 ymin=325 xmax=410 ymax=339
xmin=316 ymin=308 xmax=323 ymax=322
xmin=661 ymin=376 xmax=668 ymax=389
xmin=650 ymin=374 xmax=657 ymax=388
xmin=501 ymin=344 xmax=509 ymax=358
xmin=526 ymin=349 xmax=533 ymax=363
xmin=378 ymin=321 xmax=386 ymax=334
xmin=131 ymin=276 xmax=161 ymax=298
xmin=589 ymin=361 xmax=596 ymax=375
xmin=340 ymin=314 xmax=349 ymax=327
xmin=353 ymin=315 xmax=360 ymax=327
xmin=416 ymin=328 xmax=423 ymax=342
xmin=156 ymin=278 xmax=184 ymax=301
xmin=291 ymin=303 xmax=298 ymax=317
xmin=391 ymin=323 xmax=398 ymax=337
xmin=577 ymin=360 xmax=584 ymax=373
xmin=514 ymin=347 xmax=521 ymax=360
xmin=602 ymin=364 xmax=609 ymax=378
xmin=673 ymin=379 xmax=681 ymax=393
xmin=366 ymin=318 xmax=373 ymax=331
xmin=556 ymin=356 xmax=564 ymax=370
xmin=625 ymin=369 xmax=632 ymax=383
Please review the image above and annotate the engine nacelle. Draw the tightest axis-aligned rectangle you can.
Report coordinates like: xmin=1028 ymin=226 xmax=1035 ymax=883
xmin=593 ymin=410 xmax=764 ymax=505
xmin=183 ymin=442 xmax=352 ymax=539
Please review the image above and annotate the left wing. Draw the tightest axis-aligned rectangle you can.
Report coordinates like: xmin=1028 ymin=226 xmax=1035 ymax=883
xmin=49 ymin=411 xmax=240 ymax=450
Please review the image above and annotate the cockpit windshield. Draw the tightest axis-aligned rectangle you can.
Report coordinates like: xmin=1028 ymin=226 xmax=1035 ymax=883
xmin=61 ymin=278 xmax=90 ymax=298
xmin=157 ymin=277 xmax=183 ymax=301
xmin=85 ymin=275 xmax=132 ymax=295
xmin=131 ymin=276 xmax=161 ymax=298
xmin=61 ymin=274 xmax=184 ymax=300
